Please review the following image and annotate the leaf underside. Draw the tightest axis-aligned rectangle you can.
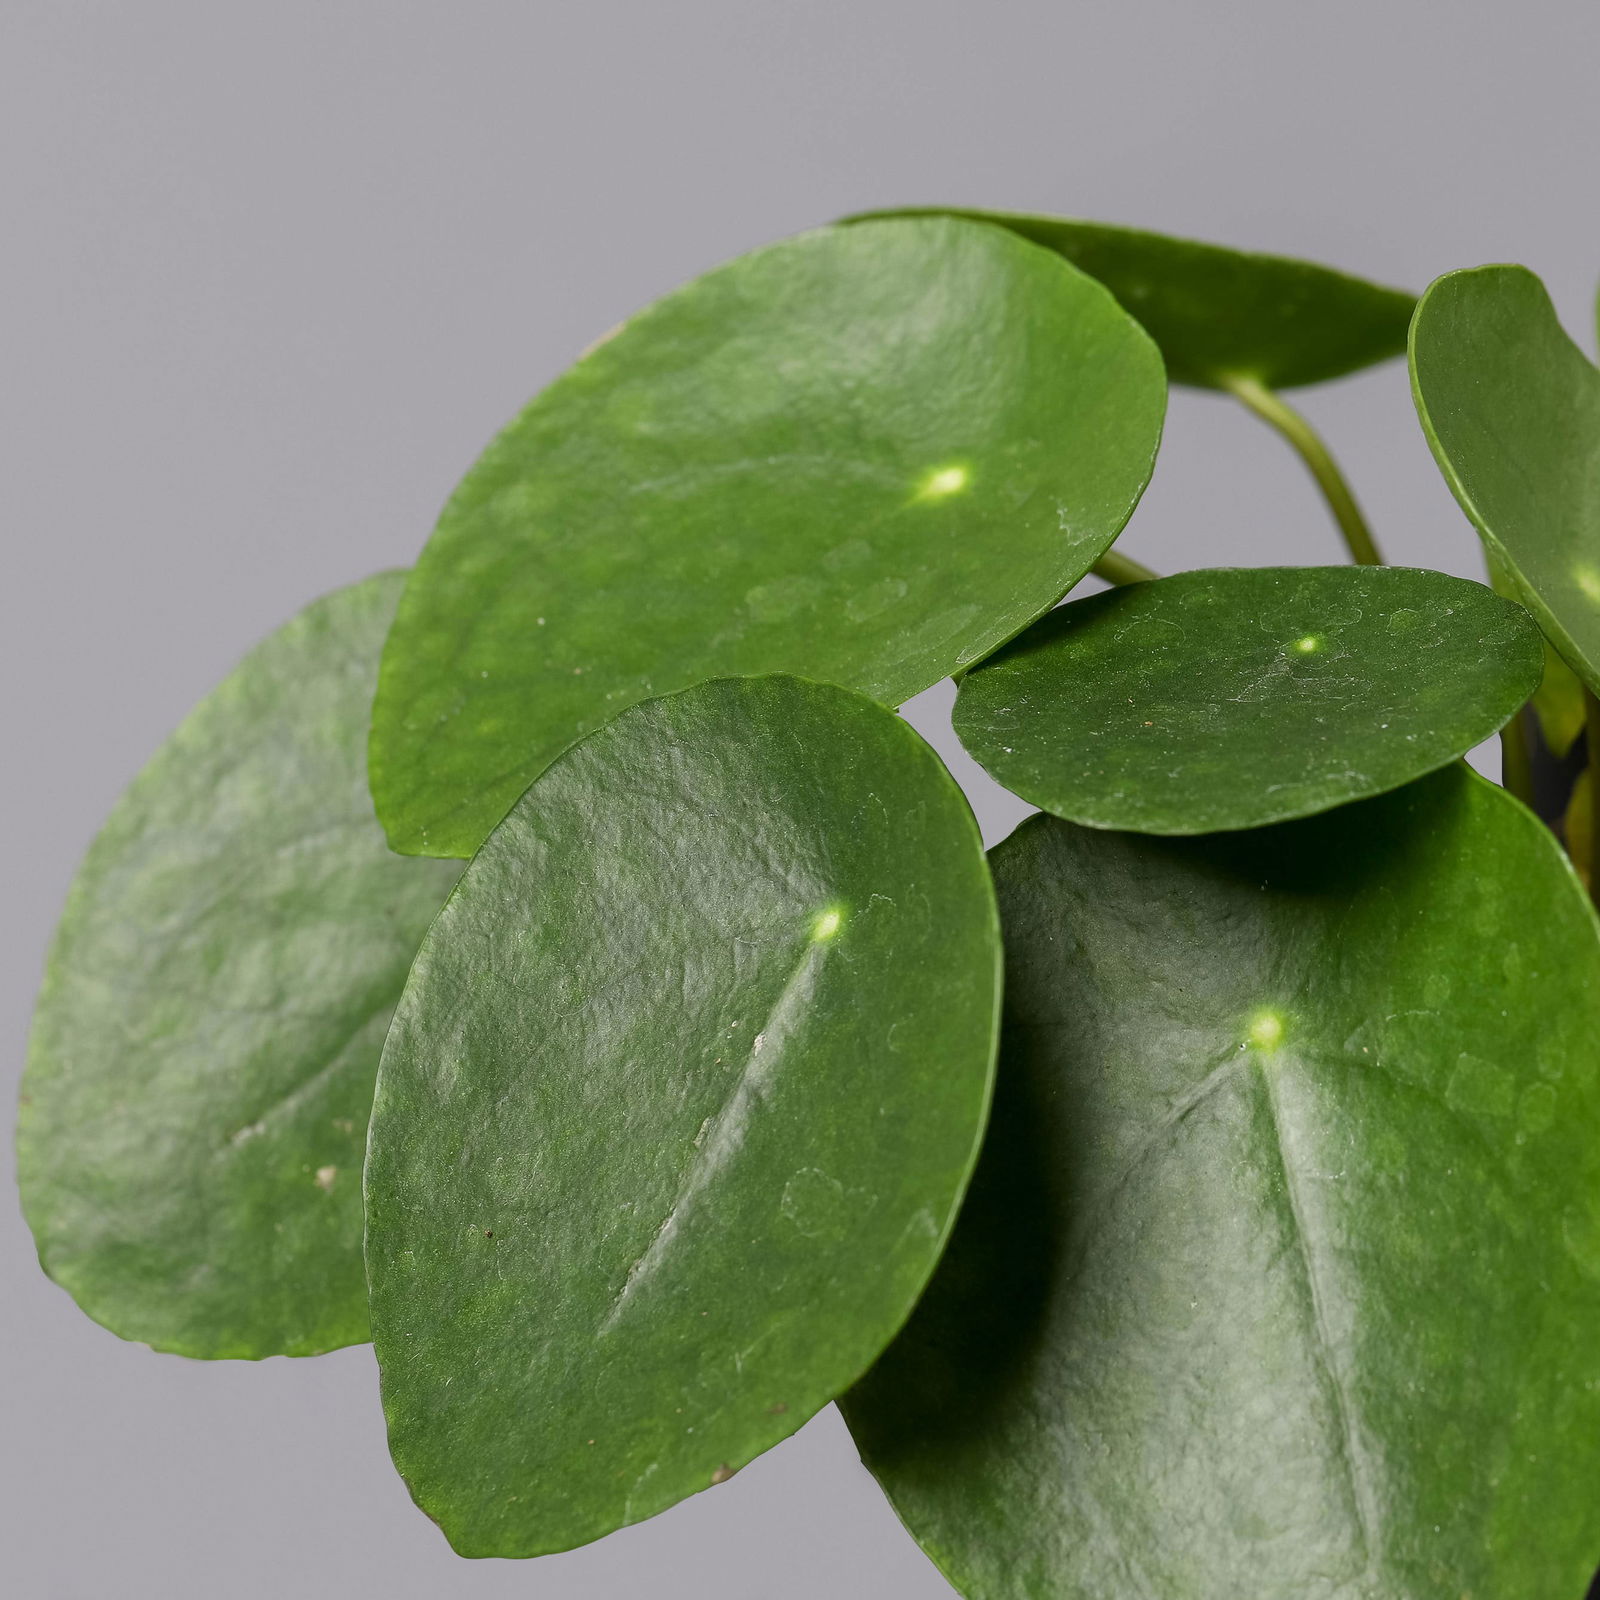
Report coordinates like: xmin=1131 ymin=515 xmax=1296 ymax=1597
xmin=848 ymin=207 xmax=1416 ymax=389
xmin=1411 ymin=264 xmax=1600 ymax=703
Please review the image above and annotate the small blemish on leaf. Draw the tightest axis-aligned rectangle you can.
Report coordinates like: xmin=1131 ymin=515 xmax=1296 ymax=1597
xmin=313 ymin=1165 xmax=338 ymax=1192
xmin=710 ymin=1463 xmax=737 ymax=1485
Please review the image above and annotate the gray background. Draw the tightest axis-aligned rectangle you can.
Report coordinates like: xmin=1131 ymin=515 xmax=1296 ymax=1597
xmin=4 ymin=3 xmax=1600 ymax=1596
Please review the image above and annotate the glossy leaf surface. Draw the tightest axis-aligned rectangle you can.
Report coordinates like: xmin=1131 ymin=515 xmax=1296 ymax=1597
xmin=1411 ymin=265 xmax=1600 ymax=699
xmin=853 ymin=208 xmax=1415 ymax=388
xmin=952 ymin=565 xmax=1539 ymax=834
xmin=370 ymin=216 xmax=1165 ymax=857
xmin=846 ymin=768 xmax=1600 ymax=1598
xmin=18 ymin=574 xmax=462 ymax=1358
xmin=365 ymin=676 xmax=1001 ymax=1555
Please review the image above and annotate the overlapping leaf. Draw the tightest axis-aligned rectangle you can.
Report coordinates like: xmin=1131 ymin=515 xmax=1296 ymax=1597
xmin=845 ymin=767 xmax=1600 ymax=1598
xmin=1411 ymin=265 xmax=1600 ymax=702
xmin=365 ymin=676 xmax=1001 ymax=1555
xmin=851 ymin=208 xmax=1415 ymax=388
xmin=18 ymin=573 xmax=461 ymax=1359
xmin=369 ymin=215 xmax=1165 ymax=858
xmin=952 ymin=565 xmax=1540 ymax=833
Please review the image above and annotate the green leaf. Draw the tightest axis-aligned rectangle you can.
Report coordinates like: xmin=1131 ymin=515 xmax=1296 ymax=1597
xmin=17 ymin=574 xmax=462 ymax=1359
xmin=845 ymin=767 xmax=1600 ymax=1598
xmin=952 ymin=565 xmax=1540 ymax=834
xmin=369 ymin=216 xmax=1166 ymax=858
xmin=850 ymin=208 xmax=1415 ymax=389
xmin=1486 ymin=549 xmax=1587 ymax=757
xmin=365 ymin=675 xmax=1001 ymax=1556
xmin=1411 ymin=265 xmax=1600 ymax=702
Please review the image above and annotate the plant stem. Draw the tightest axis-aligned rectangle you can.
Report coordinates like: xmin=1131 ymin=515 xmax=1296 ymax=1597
xmin=1500 ymin=709 xmax=1535 ymax=809
xmin=1223 ymin=374 xmax=1385 ymax=567
xmin=1092 ymin=548 xmax=1159 ymax=586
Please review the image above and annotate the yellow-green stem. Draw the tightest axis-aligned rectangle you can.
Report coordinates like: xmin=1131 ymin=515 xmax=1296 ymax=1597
xmin=1092 ymin=548 xmax=1159 ymax=586
xmin=1224 ymin=374 xmax=1384 ymax=567
xmin=1500 ymin=711 xmax=1535 ymax=809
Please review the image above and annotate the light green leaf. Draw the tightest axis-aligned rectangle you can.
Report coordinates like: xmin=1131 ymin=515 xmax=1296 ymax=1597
xmin=18 ymin=574 xmax=461 ymax=1359
xmin=952 ymin=565 xmax=1540 ymax=833
xmin=845 ymin=766 xmax=1600 ymax=1598
xmin=365 ymin=676 xmax=1001 ymax=1555
xmin=1411 ymin=265 xmax=1600 ymax=701
xmin=369 ymin=216 xmax=1166 ymax=858
xmin=850 ymin=208 xmax=1415 ymax=389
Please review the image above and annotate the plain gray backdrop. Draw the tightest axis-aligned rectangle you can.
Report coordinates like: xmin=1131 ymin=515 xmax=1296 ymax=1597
xmin=5 ymin=4 xmax=1600 ymax=1596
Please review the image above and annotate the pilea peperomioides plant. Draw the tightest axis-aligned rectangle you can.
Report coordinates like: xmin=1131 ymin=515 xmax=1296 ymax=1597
xmin=17 ymin=210 xmax=1600 ymax=1597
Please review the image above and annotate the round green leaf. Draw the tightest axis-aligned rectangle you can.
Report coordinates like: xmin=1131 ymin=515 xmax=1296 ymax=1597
xmin=365 ymin=675 xmax=1000 ymax=1556
xmin=17 ymin=574 xmax=462 ymax=1359
xmin=845 ymin=767 xmax=1600 ymax=1598
xmin=951 ymin=565 xmax=1541 ymax=834
xmin=1411 ymin=265 xmax=1600 ymax=700
xmin=369 ymin=216 xmax=1166 ymax=858
xmin=850 ymin=208 xmax=1416 ymax=389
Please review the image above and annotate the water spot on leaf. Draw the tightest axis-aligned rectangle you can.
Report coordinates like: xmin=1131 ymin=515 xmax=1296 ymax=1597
xmin=845 ymin=577 xmax=911 ymax=623
xmin=1518 ymin=1083 xmax=1557 ymax=1136
xmin=1446 ymin=1054 xmax=1515 ymax=1120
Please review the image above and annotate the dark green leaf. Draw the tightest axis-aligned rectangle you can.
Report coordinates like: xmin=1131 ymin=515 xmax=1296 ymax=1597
xmin=17 ymin=574 xmax=462 ymax=1359
xmin=1411 ymin=265 xmax=1600 ymax=701
xmin=1487 ymin=549 xmax=1587 ymax=757
xmin=850 ymin=208 xmax=1415 ymax=389
xmin=952 ymin=565 xmax=1540 ymax=833
xmin=365 ymin=675 xmax=1001 ymax=1555
xmin=369 ymin=216 xmax=1166 ymax=858
xmin=845 ymin=767 xmax=1600 ymax=1598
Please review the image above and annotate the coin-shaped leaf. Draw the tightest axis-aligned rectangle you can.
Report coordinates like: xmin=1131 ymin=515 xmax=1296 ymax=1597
xmin=846 ymin=767 xmax=1600 ymax=1598
xmin=365 ymin=675 xmax=1001 ymax=1556
xmin=851 ymin=208 xmax=1415 ymax=389
xmin=18 ymin=573 xmax=462 ymax=1359
xmin=1411 ymin=265 xmax=1600 ymax=699
xmin=369 ymin=216 xmax=1165 ymax=858
xmin=951 ymin=565 xmax=1540 ymax=834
